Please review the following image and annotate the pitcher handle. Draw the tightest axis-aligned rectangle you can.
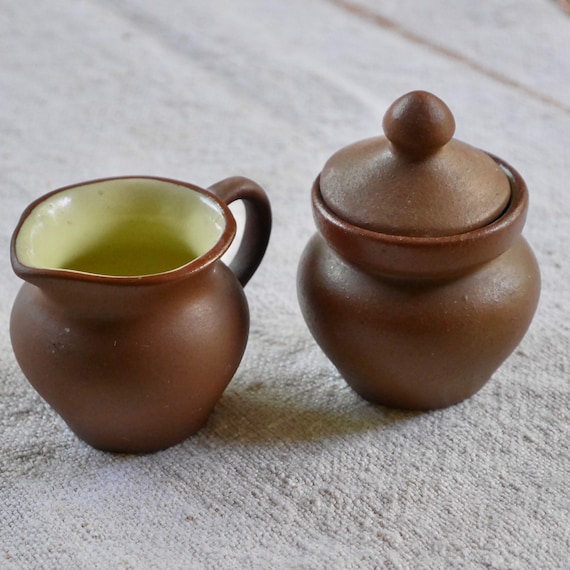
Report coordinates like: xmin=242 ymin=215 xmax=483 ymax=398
xmin=208 ymin=176 xmax=272 ymax=287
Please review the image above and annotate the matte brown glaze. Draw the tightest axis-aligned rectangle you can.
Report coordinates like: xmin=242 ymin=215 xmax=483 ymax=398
xmin=298 ymin=91 xmax=541 ymax=410
xmin=10 ymin=176 xmax=271 ymax=453
xmin=320 ymin=91 xmax=511 ymax=237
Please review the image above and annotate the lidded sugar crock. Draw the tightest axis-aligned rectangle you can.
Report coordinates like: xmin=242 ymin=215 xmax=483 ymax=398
xmin=297 ymin=90 xmax=541 ymax=409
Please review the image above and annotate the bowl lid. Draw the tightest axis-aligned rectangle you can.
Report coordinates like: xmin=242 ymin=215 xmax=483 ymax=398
xmin=319 ymin=91 xmax=511 ymax=237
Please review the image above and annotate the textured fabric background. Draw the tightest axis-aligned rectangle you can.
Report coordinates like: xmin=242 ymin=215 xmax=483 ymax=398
xmin=1 ymin=1 xmax=569 ymax=568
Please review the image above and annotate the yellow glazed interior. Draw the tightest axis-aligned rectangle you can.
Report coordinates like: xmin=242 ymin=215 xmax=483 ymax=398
xmin=15 ymin=178 xmax=227 ymax=277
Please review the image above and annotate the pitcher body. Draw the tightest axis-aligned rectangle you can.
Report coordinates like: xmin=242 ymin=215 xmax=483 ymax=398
xmin=10 ymin=176 xmax=271 ymax=452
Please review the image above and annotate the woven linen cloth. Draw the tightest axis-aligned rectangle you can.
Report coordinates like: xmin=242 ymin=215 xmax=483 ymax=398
xmin=1 ymin=1 xmax=569 ymax=568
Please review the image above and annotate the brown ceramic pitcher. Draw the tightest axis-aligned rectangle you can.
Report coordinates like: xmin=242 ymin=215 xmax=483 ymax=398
xmin=10 ymin=175 xmax=271 ymax=452
xmin=298 ymin=91 xmax=540 ymax=410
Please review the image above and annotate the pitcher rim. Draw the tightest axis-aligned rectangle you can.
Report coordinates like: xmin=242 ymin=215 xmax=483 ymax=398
xmin=10 ymin=175 xmax=237 ymax=286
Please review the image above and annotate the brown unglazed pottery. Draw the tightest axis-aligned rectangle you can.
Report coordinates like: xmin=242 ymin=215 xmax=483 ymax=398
xmin=297 ymin=91 xmax=540 ymax=410
xmin=10 ymin=176 xmax=271 ymax=453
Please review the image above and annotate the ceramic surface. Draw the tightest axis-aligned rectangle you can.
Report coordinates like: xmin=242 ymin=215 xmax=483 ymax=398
xmin=10 ymin=176 xmax=272 ymax=452
xmin=298 ymin=91 xmax=541 ymax=410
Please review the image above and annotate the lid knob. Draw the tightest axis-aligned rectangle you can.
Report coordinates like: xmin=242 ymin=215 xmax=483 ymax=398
xmin=383 ymin=91 xmax=455 ymax=159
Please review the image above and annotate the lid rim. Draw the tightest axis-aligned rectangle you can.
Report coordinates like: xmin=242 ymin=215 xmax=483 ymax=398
xmin=312 ymin=154 xmax=528 ymax=278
